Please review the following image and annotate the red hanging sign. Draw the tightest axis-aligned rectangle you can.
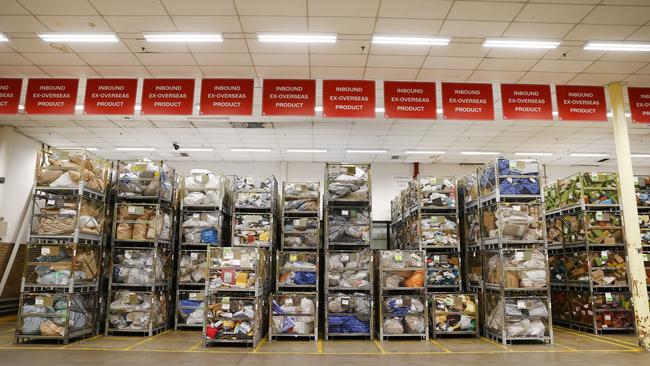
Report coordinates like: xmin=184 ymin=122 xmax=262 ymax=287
xmin=141 ymin=78 xmax=195 ymax=115
xmin=383 ymin=81 xmax=436 ymax=119
xmin=555 ymin=85 xmax=607 ymax=121
xmin=441 ymin=82 xmax=494 ymax=120
xmin=0 ymin=78 xmax=22 ymax=114
xmin=500 ymin=84 xmax=553 ymax=120
xmin=627 ymin=87 xmax=650 ymax=124
xmin=24 ymin=78 xmax=79 ymax=115
xmin=200 ymin=79 xmax=254 ymax=115
xmin=262 ymin=79 xmax=316 ymax=116
xmin=322 ymin=80 xmax=375 ymax=118
xmin=84 ymin=78 xmax=137 ymax=115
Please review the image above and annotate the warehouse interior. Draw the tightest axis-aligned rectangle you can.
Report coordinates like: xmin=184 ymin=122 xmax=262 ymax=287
xmin=0 ymin=0 xmax=650 ymax=365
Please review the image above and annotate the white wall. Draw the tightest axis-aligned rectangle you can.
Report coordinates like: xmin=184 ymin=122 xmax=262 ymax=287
xmin=0 ymin=127 xmax=39 ymax=243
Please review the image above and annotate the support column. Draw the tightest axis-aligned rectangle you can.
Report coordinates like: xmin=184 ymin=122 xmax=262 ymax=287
xmin=0 ymin=125 xmax=15 ymax=224
xmin=608 ymin=81 xmax=650 ymax=350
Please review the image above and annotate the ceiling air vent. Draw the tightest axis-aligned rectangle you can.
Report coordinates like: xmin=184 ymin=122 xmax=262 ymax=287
xmin=459 ymin=162 xmax=484 ymax=166
xmin=231 ymin=122 xmax=266 ymax=129
xmin=391 ymin=155 xmax=400 ymax=160
xmin=596 ymin=158 xmax=610 ymax=163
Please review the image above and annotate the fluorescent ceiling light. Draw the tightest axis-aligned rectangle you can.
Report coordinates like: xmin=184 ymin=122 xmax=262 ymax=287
xmin=404 ymin=150 xmax=445 ymax=154
xmin=372 ymin=35 xmax=450 ymax=46
xmin=570 ymin=153 xmax=609 ymax=157
xmin=584 ymin=41 xmax=650 ymax=52
xmin=315 ymin=106 xmax=323 ymax=112
xmin=177 ymin=147 xmax=214 ymax=152
xmin=59 ymin=147 xmax=98 ymax=151
xmin=631 ymin=154 xmax=650 ymax=158
xmin=514 ymin=152 xmax=554 ymax=156
xmin=483 ymin=38 xmax=560 ymax=49
xmin=0 ymin=33 xmax=8 ymax=42
xmin=286 ymin=149 xmax=328 ymax=153
xmin=230 ymin=148 xmax=272 ymax=152
xmin=39 ymin=33 xmax=118 ymax=42
xmin=346 ymin=149 xmax=387 ymax=154
xmin=257 ymin=33 xmax=336 ymax=43
xmin=144 ymin=33 xmax=223 ymax=42
xmin=116 ymin=147 xmax=156 ymax=151
xmin=461 ymin=151 xmax=500 ymax=156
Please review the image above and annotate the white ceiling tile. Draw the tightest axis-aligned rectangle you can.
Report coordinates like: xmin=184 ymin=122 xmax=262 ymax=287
xmin=20 ymin=0 xmax=97 ymax=15
xmin=467 ymin=70 xmax=525 ymax=83
xmin=584 ymin=61 xmax=646 ymax=74
xmin=599 ymin=52 xmax=650 ymax=62
xmin=417 ymin=69 xmax=472 ymax=82
xmin=448 ymin=1 xmax=524 ymax=21
xmin=171 ymin=16 xmax=242 ymax=32
xmin=374 ymin=18 xmax=444 ymax=36
xmin=308 ymin=17 xmax=375 ymax=34
xmin=0 ymin=1 xmax=29 ymax=15
xmin=515 ymin=4 xmax=595 ymax=23
xmin=478 ymin=58 xmax=537 ymax=71
xmin=626 ymin=26 xmax=650 ymax=41
xmin=255 ymin=66 xmax=310 ymax=78
xmin=0 ymin=65 xmax=48 ymax=77
xmin=518 ymin=71 xmax=577 ymax=84
xmin=544 ymin=46 xmax=605 ymax=61
xmin=485 ymin=48 xmax=549 ymax=60
xmin=309 ymin=67 xmax=364 ymax=79
xmin=363 ymin=68 xmax=418 ymax=81
xmin=89 ymin=0 xmax=167 ymax=15
xmin=194 ymin=53 xmax=252 ymax=66
xmin=310 ymin=54 xmax=367 ymax=67
xmin=582 ymin=5 xmax=650 ymax=25
xmin=93 ymin=65 xmax=151 ymax=77
xmin=252 ymin=53 xmax=309 ymax=67
xmin=161 ymin=0 xmax=236 ymax=15
xmin=41 ymin=65 xmax=100 ymax=77
xmin=246 ymin=39 xmax=308 ymax=54
xmin=378 ymin=0 xmax=452 ymax=19
xmin=148 ymin=65 xmax=204 ymax=77
xmin=21 ymin=53 xmax=86 ymax=65
xmin=7 ymin=39 xmax=66 ymax=53
xmin=0 ymin=15 xmax=47 ymax=32
xmin=532 ymin=60 xmax=593 ymax=73
xmin=79 ymin=53 xmax=142 ymax=66
xmin=136 ymin=53 xmax=196 ymax=66
xmin=564 ymin=25 xmax=639 ymax=41
xmin=36 ymin=16 xmax=112 ymax=31
xmin=502 ymin=22 xmax=574 ymax=39
xmin=308 ymin=0 xmax=379 ymax=17
xmin=367 ymin=55 xmax=424 ymax=68
xmin=569 ymin=73 xmax=629 ymax=85
xmin=0 ymin=53 xmax=32 ymax=65
xmin=188 ymin=39 xmax=249 ymax=53
xmin=439 ymin=20 xmax=509 ymax=38
xmin=104 ymin=16 xmax=176 ymax=32
xmin=122 ymin=39 xmax=188 ymax=53
xmin=428 ymin=43 xmax=488 ymax=58
xmin=68 ymin=41 xmax=132 ymax=54
xmin=235 ymin=0 xmax=306 ymax=16
xmin=422 ymin=56 xmax=482 ymax=70
xmin=309 ymin=40 xmax=369 ymax=55
xmin=239 ymin=16 xmax=307 ymax=32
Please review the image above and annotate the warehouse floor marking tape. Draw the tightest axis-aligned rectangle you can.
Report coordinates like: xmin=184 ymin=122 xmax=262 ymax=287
xmin=553 ymin=328 xmax=639 ymax=351
xmin=554 ymin=327 xmax=640 ymax=347
xmin=62 ymin=334 xmax=102 ymax=349
xmin=186 ymin=340 xmax=203 ymax=351
xmin=429 ymin=339 xmax=452 ymax=353
xmin=479 ymin=336 xmax=512 ymax=351
xmin=317 ymin=339 xmax=323 ymax=353
xmin=252 ymin=337 xmax=267 ymax=352
xmin=123 ymin=329 xmax=171 ymax=351
xmin=373 ymin=340 xmax=387 ymax=354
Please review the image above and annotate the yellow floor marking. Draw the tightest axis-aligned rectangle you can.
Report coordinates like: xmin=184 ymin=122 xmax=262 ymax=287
xmin=429 ymin=339 xmax=452 ymax=353
xmin=252 ymin=337 xmax=267 ymax=352
xmin=62 ymin=334 xmax=102 ymax=349
xmin=2 ymin=329 xmax=15 ymax=333
xmin=480 ymin=336 xmax=512 ymax=351
xmin=373 ymin=339 xmax=387 ymax=354
xmin=317 ymin=339 xmax=323 ymax=353
xmin=187 ymin=340 xmax=203 ymax=351
xmin=554 ymin=327 xmax=639 ymax=348
xmin=553 ymin=328 xmax=639 ymax=351
xmin=123 ymin=329 xmax=170 ymax=351
xmin=553 ymin=342 xmax=577 ymax=351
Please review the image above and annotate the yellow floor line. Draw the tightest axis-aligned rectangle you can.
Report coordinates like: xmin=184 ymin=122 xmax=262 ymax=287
xmin=480 ymin=336 xmax=512 ymax=351
xmin=187 ymin=340 xmax=203 ymax=351
xmin=252 ymin=337 xmax=267 ymax=352
xmin=553 ymin=326 xmax=639 ymax=347
xmin=553 ymin=342 xmax=577 ymax=351
xmin=373 ymin=339 xmax=387 ymax=354
xmin=61 ymin=334 xmax=103 ymax=349
xmin=429 ymin=339 xmax=452 ymax=353
xmin=317 ymin=339 xmax=323 ymax=353
xmin=123 ymin=329 xmax=171 ymax=351
xmin=553 ymin=328 xmax=639 ymax=351
xmin=2 ymin=328 xmax=15 ymax=333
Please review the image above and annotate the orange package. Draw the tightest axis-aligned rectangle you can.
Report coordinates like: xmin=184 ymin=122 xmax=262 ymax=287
xmin=404 ymin=271 xmax=424 ymax=288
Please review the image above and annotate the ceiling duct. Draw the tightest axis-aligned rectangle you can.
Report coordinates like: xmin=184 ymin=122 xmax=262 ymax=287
xmin=230 ymin=122 xmax=268 ymax=129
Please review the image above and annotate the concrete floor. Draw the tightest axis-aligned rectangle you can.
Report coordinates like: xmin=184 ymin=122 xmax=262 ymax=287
xmin=0 ymin=318 xmax=648 ymax=365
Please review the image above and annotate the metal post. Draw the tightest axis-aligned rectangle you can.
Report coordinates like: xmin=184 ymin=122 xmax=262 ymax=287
xmin=607 ymin=81 xmax=650 ymax=350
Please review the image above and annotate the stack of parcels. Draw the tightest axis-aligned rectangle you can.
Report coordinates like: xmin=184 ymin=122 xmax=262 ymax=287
xmin=546 ymin=217 xmax=564 ymax=245
xmin=36 ymin=150 xmax=107 ymax=193
xmin=466 ymin=253 xmax=482 ymax=286
xmin=205 ymin=297 xmax=260 ymax=340
xmin=420 ymin=214 xmax=458 ymax=247
xmin=432 ymin=294 xmax=478 ymax=333
xmin=565 ymin=251 xmax=628 ymax=286
xmin=177 ymin=251 xmax=207 ymax=284
xmin=381 ymin=251 xmax=425 ymax=289
xmin=283 ymin=217 xmax=319 ymax=249
xmin=639 ymin=214 xmax=650 ymax=245
xmin=419 ymin=177 xmax=456 ymax=209
xmin=548 ymin=253 xmax=567 ymax=284
xmin=118 ymin=162 xmax=174 ymax=201
xmin=181 ymin=211 xmax=222 ymax=244
xmin=401 ymin=181 xmax=418 ymax=211
xmin=487 ymin=296 xmax=549 ymax=338
xmin=382 ymin=295 xmax=426 ymax=335
xmin=20 ymin=293 xmax=91 ymax=336
xmin=271 ymin=294 xmax=316 ymax=335
xmin=636 ymin=176 xmax=650 ymax=207
xmin=283 ymin=182 xmax=319 ymax=212
xmin=327 ymin=293 xmax=371 ymax=334
xmin=463 ymin=173 xmax=479 ymax=204
xmin=327 ymin=207 xmax=370 ymax=244
xmin=33 ymin=195 xmax=104 ymax=237
xmin=278 ymin=252 xmax=317 ymax=287
xmin=111 ymin=248 xmax=169 ymax=286
xmin=479 ymin=158 xmax=540 ymax=197
xmin=177 ymin=294 xmax=204 ymax=326
xmin=114 ymin=204 xmax=172 ymax=242
xmin=481 ymin=203 xmax=543 ymax=242
xmin=464 ymin=210 xmax=481 ymax=245
xmin=403 ymin=214 xmax=419 ymax=249
xmin=208 ymin=248 xmax=267 ymax=291
xmin=108 ymin=291 xmax=167 ymax=331
xmin=327 ymin=250 xmax=372 ymax=289
xmin=485 ymin=249 xmax=548 ymax=289
xmin=426 ymin=254 xmax=460 ymax=287
xmin=233 ymin=213 xmax=272 ymax=246
xmin=570 ymin=292 xmax=634 ymax=329
xmin=25 ymin=244 xmax=99 ymax=286
xmin=327 ymin=164 xmax=369 ymax=201
xmin=557 ymin=172 xmax=619 ymax=207
xmin=544 ymin=182 xmax=560 ymax=211
xmin=234 ymin=176 xmax=275 ymax=209
xmin=182 ymin=169 xmax=228 ymax=208
xmin=561 ymin=211 xmax=623 ymax=245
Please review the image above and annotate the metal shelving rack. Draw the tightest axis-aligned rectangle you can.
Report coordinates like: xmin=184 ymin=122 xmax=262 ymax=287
xmin=376 ymin=250 xmax=428 ymax=341
xmin=15 ymin=147 xmax=109 ymax=344
xmin=175 ymin=171 xmax=231 ymax=330
xmin=324 ymin=163 xmax=373 ymax=339
xmin=638 ymin=176 xmax=650 ymax=311
xmin=430 ymin=293 xmax=479 ymax=338
xmin=231 ymin=176 xmax=278 ymax=249
xmin=545 ymin=172 xmax=635 ymax=335
xmin=105 ymin=160 xmax=176 ymax=336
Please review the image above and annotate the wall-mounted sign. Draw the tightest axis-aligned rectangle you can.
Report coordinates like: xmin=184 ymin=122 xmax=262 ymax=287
xmin=84 ymin=78 xmax=137 ymax=115
xmin=24 ymin=78 xmax=79 ymax=115
xmin=141 ymin=78 xmax=195 ymax=115
xmin=383 ymin=81 xmax=436 ymax=119
xmin=200 ymin=78 xmax=254 ymax=115
xmin=441 ymin=82 xmax=494 ymax=120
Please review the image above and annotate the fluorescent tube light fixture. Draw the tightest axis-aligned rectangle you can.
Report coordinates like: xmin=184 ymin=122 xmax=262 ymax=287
xmin=570 ymin=153 xmax=609 ymax=157
xmin=514 ymin=152 xmax=554 ymax=156
xmin=116 ymin=147 xmax=156 ymax=151
xmin=584 ymin=41 xmax=650 ymax=52
xmin=483 ymin=38 xmax=560 ymax=49
xmin=177 ymin=147 xmax=214 ymax=152
xmin=286 ymin=149 xmax=328 ymax=153
xmin=461 ymin=151 xmax=500 ymax=156
xmin=39 ymin=33 xmax=119 ymax=43
xmin=144 ymin=33 xmax=223 ymax=43
xmin=372 ymin=35 xmax=450 ymax=46
xmin=347 ymin=149 xmax=387 ymax=154
xmin=404 ymin=150 xmax=445 ymax=155
xmin=230 ymin=148 xmax=272 ymax=152
xmin=631 ymin=154 xmax=650 ymax=158
xmin=257 ymin=33 xmax=336 ymax=43
xmin=59 ymin=147 xmax=98 ymax=151
xmin=0 ymin=33 xmax=8 ymax=42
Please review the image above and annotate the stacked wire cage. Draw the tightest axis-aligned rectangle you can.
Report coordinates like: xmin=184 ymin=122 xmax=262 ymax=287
xmin=636 ymin=176 xmax=650 ymax=311
xmin=324 ymin=163 xmax=373 ymax=339
xmin=270 ymin=182 xmax=320 ymax=341
xmin=477 ymin=157 xmax=553 ymax=345
xmin=546 ymin=172 xmax=635 ymax=334
xmin=175 ymin=170 xmax=232 ymax=330
xmin=105 ymin=160 xmax=176 ymax=336
xmin=16 ymin=147 xmax=109 ymax=344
